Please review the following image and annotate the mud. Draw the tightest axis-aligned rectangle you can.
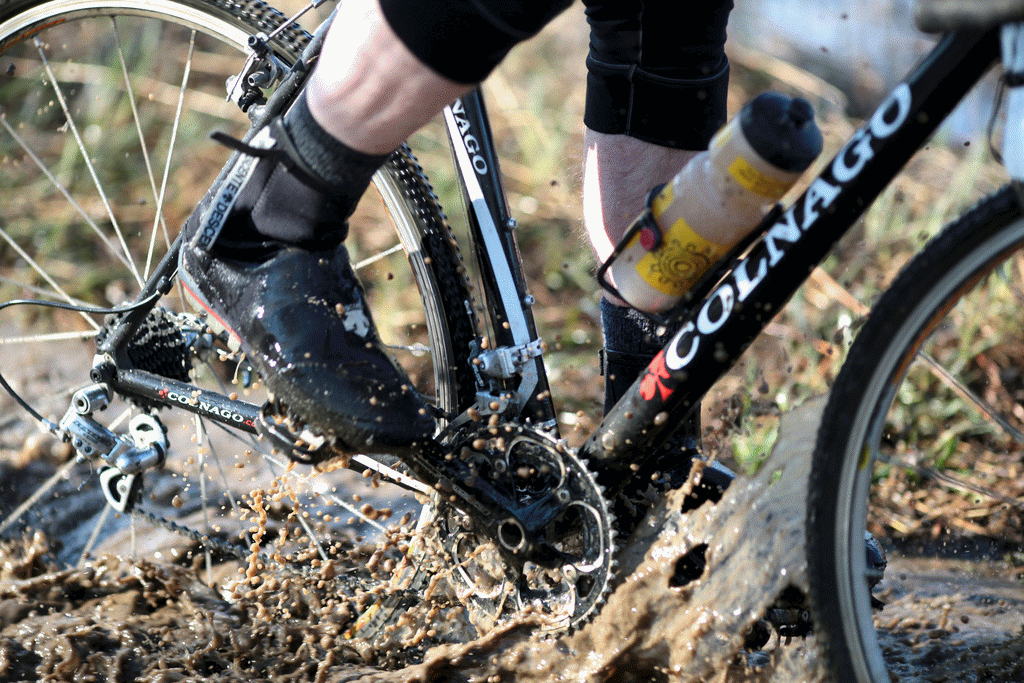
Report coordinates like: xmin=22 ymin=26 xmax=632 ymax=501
xmin=0 ymin=399 xmax=838 ymax=682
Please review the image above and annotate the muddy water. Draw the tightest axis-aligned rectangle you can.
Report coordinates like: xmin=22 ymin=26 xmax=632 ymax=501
xmin=0 ymin=401 xmax=831 ymax=682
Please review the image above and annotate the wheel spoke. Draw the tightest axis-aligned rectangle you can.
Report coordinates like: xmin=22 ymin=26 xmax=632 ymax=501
xmin=0 ymin=329 xmax=96 ymax=345
xmin=144 ymin=29 xmax=196 ymax=280
xmin=79 ymin=503 xmax=111 ymax=567
xmin=0 ymin=272 xmax=105 ymax=310
xmin=915 ymin=350 xmax=1024 ymax=444
xmin=354 ymin=243 xmax=404 ymax=270
xmin=111 ymin=17 xmax=170 ymax=275
xmin=879 ymin=448 xmax=1024 ymax=512
xmin=0 ymin=118 xmax=125 ymax=270
xmin=0 ymin=458 xmax=77 ymax=535
xmin=0 ymin=117 xmax=132 ymax=322
xmin=33 ymin=37 xmax=143 ymax=288
xmin=193 ymin=414 xmax=215 ymax=580
xmin=0 ymin=224 xmax=99 ymax=331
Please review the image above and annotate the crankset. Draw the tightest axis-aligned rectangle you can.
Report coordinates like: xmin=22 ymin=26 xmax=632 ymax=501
xmin=425 ymin=424 xmax=617 ymax=632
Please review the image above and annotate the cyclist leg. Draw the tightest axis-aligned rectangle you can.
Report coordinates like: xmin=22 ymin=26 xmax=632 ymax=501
xmin=584 ymin=0 xmax=735 ymax=495
xmin=179 ymin=0 xmax=572 ymax=451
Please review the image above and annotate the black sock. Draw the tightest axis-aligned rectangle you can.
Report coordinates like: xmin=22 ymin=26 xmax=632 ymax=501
xmin=600 ymin=298 xmax=700 ymax=452
xmin=283 ymin=92 xmax=391 ymax=194
xmin=239 ymin=92 xmax=393 ymax=247
xmin=600 ymin=297 xmax=668 ymax=358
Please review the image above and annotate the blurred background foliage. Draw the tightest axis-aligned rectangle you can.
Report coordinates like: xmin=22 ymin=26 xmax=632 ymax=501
xmin=4 ymin=0 xmax=1008 ymax=475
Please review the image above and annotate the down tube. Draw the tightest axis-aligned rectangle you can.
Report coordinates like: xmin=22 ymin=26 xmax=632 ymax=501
xmin=580 ymin=29 xmax=999 ymax=485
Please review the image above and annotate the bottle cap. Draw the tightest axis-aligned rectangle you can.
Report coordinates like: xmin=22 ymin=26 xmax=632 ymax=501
xmin=740 ymin=92 xmax=824 ymax=171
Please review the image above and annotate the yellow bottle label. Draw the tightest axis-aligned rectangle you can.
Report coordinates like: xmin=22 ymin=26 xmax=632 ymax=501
xmin=728 ymin=156 xmax=791 ymax=198
xmin=634 ymin=215 xmax=729 ymax=297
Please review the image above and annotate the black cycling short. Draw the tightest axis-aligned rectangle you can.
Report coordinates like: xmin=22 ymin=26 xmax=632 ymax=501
xmin=378 ymin=0 xmax=733 ymax=150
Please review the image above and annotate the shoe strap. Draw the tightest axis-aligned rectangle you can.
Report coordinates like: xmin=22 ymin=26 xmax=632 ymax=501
xmin=211 ymin=119 xmax=341 ymax=196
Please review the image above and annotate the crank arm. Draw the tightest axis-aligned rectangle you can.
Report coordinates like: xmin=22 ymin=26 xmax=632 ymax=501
xmin=402 ymin=439 xmax=569 ymax=569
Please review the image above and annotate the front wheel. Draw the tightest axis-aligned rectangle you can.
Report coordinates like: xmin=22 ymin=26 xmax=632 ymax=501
xmin=808 ymin=185 xmax=1024 ymax=682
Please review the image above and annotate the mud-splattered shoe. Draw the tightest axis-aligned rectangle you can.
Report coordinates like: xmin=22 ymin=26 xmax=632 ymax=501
xmin=180 ymin=241 xmax=435 ymax=453
xmin=178 ymin=122 xmax=434 ymax=454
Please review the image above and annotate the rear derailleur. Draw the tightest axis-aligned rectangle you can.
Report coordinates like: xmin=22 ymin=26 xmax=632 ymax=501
xmin=56 ymin=384 xmax=168 ymax=513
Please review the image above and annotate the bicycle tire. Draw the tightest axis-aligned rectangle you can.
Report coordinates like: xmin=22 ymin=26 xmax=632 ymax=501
xmin=0 ymin=0 xmax=476 ymax=591
xmin=808 ymin=184 xmax=1024 ymax=683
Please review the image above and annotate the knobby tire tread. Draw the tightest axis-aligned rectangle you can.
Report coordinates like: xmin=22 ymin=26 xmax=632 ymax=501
xmin=0 ymin=0 xmax=311 ymax=57
xmin=806 ymin=184 xmax=1024 ymax=683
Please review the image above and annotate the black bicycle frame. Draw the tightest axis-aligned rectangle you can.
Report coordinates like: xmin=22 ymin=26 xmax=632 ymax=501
xmin=442 ymin=89 xmax=557 ymax=427
xmin=93 ymin=25 xmax=1000 ymax=502
xmin=580 ymin=29 xmax=1001 ymax=488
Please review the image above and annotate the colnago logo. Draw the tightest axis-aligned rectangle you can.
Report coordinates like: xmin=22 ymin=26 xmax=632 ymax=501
xmin=661 ymin=84 xmax=912 ymax=375
xmin=158 ymin=388 xmax=253 ymax=426
xmin=450 ymin=99 xmax=488 ymax=175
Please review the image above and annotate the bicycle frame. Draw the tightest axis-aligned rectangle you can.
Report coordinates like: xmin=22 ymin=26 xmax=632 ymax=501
xmin=435 ymin=29 xmax=1002 ymax=491
xmin=441 ymin=90 xmax=557 ymax=428
xmin=92 ymin=23 xmax=1002 ymax=505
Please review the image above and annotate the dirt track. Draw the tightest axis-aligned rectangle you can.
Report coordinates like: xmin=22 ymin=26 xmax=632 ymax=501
xmin=3 ymin=399 xmax=1022 ymax=682
xmin=0 ymin=401 xmax=832 ymax=682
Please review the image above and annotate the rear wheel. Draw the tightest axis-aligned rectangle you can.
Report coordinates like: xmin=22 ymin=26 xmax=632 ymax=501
xmin=0 ymin=0 xmax=476 ymax=597
xmin=809 ymin=185 xmax=1024 ymax=682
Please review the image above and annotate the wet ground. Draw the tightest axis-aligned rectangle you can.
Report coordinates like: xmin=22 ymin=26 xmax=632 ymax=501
xmin=2 ymin=399 xmax=1021 ymax=682
xmin=0 ymin=400 xmax=834 ymax=682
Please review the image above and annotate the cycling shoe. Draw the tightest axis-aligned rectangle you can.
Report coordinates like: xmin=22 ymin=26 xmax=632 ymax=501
xmin=178 ymin=121 xmax=434 ymax=455
xmin=180 ymin=239 xmax=435 ymax=453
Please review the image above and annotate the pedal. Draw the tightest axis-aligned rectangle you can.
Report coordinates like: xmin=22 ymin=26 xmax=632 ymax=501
xmin=255 ymin=401 xmax=339 ymax=465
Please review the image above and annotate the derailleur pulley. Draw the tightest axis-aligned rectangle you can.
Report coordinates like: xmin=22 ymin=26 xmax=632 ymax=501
xmin=58 ymin=383 xmax=169 ymax=512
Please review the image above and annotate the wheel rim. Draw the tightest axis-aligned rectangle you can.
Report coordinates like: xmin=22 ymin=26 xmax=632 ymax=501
xmin=0 ymin=1 xmax=460 ymax=586
xmin=836 ymin=216 xmax=1024 ymax=681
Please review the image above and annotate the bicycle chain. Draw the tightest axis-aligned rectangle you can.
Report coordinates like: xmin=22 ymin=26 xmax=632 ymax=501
xmin=131 ymin=503 xmax=252 ymax=563
xmin=124 ymin=428 xmax=617 ymax=634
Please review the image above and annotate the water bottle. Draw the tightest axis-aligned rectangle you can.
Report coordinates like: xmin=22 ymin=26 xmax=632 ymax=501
xmin=607 ymin=92 xmax=823 ymax=313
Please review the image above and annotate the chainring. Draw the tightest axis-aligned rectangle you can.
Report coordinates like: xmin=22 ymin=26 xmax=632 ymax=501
xmin=432 ymin=424 xmax=617 ymax=633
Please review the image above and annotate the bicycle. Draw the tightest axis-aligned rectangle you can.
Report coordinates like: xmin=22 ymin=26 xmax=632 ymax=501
xmin=1 ymin=0 xmax=1024 ymax=680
